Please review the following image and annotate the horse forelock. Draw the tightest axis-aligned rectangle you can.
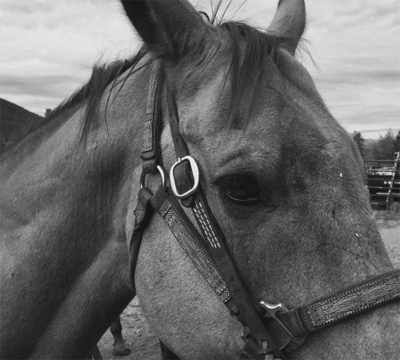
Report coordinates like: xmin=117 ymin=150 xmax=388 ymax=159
xmin=218 ymin=22 xmax=283 ymax=129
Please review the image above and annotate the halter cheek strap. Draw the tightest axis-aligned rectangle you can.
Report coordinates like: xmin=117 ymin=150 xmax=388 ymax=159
xmin=165 ymin=82 xmax=290 ymax=357
xmin=128 ymin=59 xmax=400 ymax=360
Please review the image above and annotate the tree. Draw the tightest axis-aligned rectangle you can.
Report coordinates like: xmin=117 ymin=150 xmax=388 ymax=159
xmin=363 ymin=129 xmax=400 ymax=160
xmin=394 ymin=130 xmax=400 ymax=153
xmin=353 ymin=131 xmax=365 ymax=158
xmin=371 ymin=130 xmax=398 ymax=160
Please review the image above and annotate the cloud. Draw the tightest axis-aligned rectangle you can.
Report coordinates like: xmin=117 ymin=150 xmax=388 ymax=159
xmin=318 ymin=69 xmax=400 ymax=86
xmin=0 ymin=73 xmax=84 ymax=98
xmin=0 ymin=0 xmax=53 ymax=14
xmin=0 ymin=0 xmax=399 ymax=138
xmin=0 ymin=0 xmax=139 ymax=114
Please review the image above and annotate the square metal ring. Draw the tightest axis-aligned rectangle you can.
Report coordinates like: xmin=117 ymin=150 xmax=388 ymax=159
xmin=169 ymin=156 xmax=200 ymax=199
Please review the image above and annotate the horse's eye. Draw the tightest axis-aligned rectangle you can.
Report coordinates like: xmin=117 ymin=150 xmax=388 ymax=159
xmin=219 ymin=175 xmax=260 ymax=206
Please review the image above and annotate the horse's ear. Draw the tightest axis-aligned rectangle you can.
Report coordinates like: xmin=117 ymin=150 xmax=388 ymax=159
xmin=267 ymin=0 xmax=306 ymax=55
xmin=121 ymin=0 xmax=211 ymax=61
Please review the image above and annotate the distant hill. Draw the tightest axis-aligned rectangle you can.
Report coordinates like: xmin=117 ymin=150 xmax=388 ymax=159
xmin=0 ymin=98 xmax=45 ymax=154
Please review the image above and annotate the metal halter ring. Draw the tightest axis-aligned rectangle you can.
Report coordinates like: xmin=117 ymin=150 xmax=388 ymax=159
xmin=170 ymin=156 xmax=200 ymax=199
xmin=140 ymin=165 xmax=166 ymax=189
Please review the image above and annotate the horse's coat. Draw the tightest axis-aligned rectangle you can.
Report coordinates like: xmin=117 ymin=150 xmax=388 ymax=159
xmin=1 ymin=0 xmax=399 ymax=359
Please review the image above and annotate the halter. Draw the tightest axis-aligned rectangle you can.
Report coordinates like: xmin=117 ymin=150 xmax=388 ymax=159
xmin=129 ymin=59 xmax=400 ymax=359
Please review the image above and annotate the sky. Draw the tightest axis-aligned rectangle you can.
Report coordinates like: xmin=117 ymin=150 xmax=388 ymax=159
xmin=0 ymin=0 xmax=399 ymax=139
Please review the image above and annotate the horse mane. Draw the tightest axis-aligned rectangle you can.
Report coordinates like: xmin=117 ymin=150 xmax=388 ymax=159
xmin=0 ymin=49 xmax=147 ymax=166
xmin=50 ymin=47 xmax=148 ymax=140
xmin=36 ymin=51 xmax=148 ymax=138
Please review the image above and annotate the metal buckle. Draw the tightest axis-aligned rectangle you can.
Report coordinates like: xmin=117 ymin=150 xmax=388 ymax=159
xmin=169 ymin=156 xmax=200 ymax=199
xmin=260 ymin=301 xmax=295 ymax=339
xmin=260 ymin=301 xmax=306 ymax=355
xmin=140 ymin=165 xmax=166 ymax=189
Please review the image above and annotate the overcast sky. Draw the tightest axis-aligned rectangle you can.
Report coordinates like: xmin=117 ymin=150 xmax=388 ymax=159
xmin=0 ymin=0 xmax=399 ymax=139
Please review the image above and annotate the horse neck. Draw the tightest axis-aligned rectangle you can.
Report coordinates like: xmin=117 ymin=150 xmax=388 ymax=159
xmin=1 ymin=56 xmax=152 ymax=223
xmin=0 ymin=56 xmax=151 ymax=358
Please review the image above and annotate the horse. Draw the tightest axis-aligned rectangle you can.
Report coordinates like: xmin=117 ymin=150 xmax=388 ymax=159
xmin=1 ymin=0 xmax=399 ymax=359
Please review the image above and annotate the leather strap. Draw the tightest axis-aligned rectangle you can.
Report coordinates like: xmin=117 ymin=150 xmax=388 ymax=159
xmin=141 ymin=60 xmax=164 ymax=174
xmin=299 ymin=269 xmax=399 ymax=332
xmin=129 ymin=60 xmax=164 ymax=290
xmin=165 ymin=83 xmax=195 ymax=208
xmin=151 ymin=186 xmax=236 ymax=310
xmin=262 ymin=269 xmax=400 ymax=355
xmin=129 ymin=187 xmax=154 ymax=289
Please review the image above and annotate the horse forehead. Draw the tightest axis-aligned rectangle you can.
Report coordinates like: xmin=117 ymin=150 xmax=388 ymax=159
xmin=177 ymin=55 xmax=348 ymax=163
xmin=179 ymin=73 xmax=288 ymax=142
xmin=180 ymin=81 xmax=303 ymax=150
xmin=183 ymin=100 xmax=354 ymax=178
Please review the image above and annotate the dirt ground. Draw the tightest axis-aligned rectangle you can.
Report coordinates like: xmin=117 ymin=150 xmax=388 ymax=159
xmin=97 ymin=218 xmax=400 ymax=360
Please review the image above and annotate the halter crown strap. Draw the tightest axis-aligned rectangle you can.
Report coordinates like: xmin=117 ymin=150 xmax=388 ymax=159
xmin=140 ymin=60 xmax=164 ymax=174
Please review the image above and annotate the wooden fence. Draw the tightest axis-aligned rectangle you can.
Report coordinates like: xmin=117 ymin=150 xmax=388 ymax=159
xmin=364 ymin=152 xmax=400 ymax=207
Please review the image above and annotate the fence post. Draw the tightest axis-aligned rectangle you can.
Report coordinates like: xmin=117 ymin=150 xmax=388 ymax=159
xmin=386 ymin=152 xmax=400 ymax=208
xmin=364 ymin=152 xmax=400 ymax=207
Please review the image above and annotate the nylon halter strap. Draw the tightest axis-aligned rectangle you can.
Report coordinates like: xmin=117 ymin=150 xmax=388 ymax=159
xmin=129 ymin=59 xmax=400 ymax=359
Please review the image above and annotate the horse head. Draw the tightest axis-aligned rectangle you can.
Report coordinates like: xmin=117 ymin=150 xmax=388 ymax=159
xmin=121 ymin=0 xmax=400 ymax=358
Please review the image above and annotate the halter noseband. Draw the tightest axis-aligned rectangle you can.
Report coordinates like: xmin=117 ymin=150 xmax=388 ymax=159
xmin=129 ymin=59 xmax=400 ymax=359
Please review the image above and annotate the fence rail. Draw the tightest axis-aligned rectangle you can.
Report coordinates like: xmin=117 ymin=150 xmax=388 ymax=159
xmin=364 ymin=152 xmax=400 ymax=206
